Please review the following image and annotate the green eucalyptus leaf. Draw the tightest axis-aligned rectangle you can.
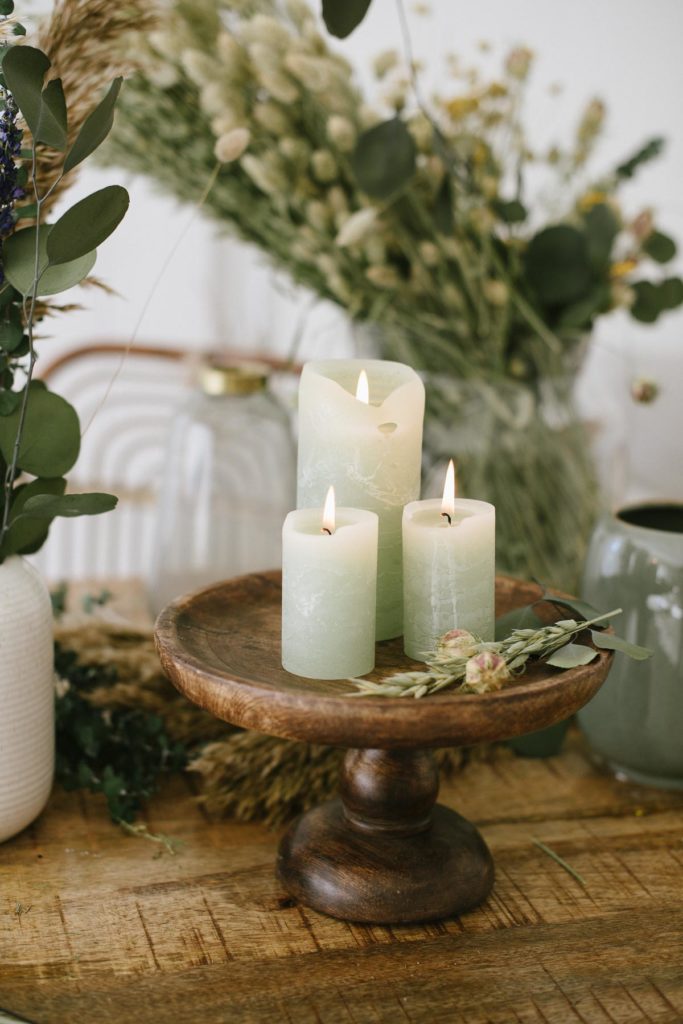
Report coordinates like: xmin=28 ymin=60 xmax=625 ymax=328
xmin=0 ymin=389 xmax=21 ymax=415
xmin=557 ymin=285 xmax=610 ymax=330
xmin=584 ymin=203 xmax=619 ymax=272
xmin=20 ymin=491 xmax=118 ymax=518
xmin=63 ymin=78 xmax=122 ymax=173
xmin=615 ymin=137 xmax=665 ymax=180
xmin=631 ymin=280 xmax=661 ymax=323
xmin=535 ymin=583 xmax=604 ymax=624
xmin=495 ymin=603 xmax=543 ymax=639
xmin=545 ymin=643 xmax=598 ymax=669
xmin=12 ymin=23 xmax=26 ymax=36
xmin=524 ymin=225 xmax=593 ymax=306
xmin=46 ymin=185 xmax=129 ymax=266
xmin=2 ymin=45 xmax=50 ymax=136
xmin=15 ymin=201 xmax=37 ymax=220
xmin=35 ymin=76 xmax=67 ymax=151
xmin=659 ymin=277 xmax=683 ymax=310
xmin=643 ymin=230 xmax=676 ymax=264
xmin=321 ymin=0 xmax=372 ymax=38
xmin=434 ymin=174 xmax=454 ymax=235
xmin=351 ymin=118 xmax=416 ymax=200
xmin=0 ymin=475 xmax=66 ymax=557
xmin=493 ymin=198 xmax=527 ymax=224
xmin=0 ymin=0 xmax=15 ymax=14
xmin=0 ymin=383 xmax=80 ymax=476
xmin=3 ymin=225 xmax=96 ymax=296
xmin=0 ymin=321 xmax=24 ymax=352
xmin=590 ymin=630 xmax=653 ymax=660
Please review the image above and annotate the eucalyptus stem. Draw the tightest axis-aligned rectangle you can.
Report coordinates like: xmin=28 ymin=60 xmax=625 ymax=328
xmin=0 ymin=141 xmax=42 ymax=547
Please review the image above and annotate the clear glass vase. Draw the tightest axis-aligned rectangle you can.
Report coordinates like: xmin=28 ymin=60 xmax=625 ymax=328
xmin=149 ymin=360 xmax=296 ymax=616
xmin=420 ymin=372 xmax=599 ymax=592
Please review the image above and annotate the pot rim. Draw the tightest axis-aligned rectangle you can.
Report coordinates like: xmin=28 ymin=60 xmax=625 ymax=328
xmin=612 ymin=500 xmax=683 ymax=539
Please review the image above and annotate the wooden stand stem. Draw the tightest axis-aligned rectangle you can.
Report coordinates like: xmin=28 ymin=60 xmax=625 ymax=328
xmin=277 ymin=748 xmax=494 ymax=924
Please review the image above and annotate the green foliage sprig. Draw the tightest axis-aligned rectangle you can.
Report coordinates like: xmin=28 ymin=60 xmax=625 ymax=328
xmin=0 ymin=9 xmax=129 ymax=563
xmin=349 ymin=592 xmax=652 ymax=699
xmin=55 ymin=643 xmax=187 ymax=822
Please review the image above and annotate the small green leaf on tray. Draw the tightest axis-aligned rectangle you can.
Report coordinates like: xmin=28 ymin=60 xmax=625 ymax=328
xmin=495 ymin=603 xmax=543 ymax=639
xmin=545 ymin=643 xmax=598 ymax=669
xmin=591 ymin=630 xmax=652 ymax=660
xmin=535 ymin=583 xmax=604 ymax=624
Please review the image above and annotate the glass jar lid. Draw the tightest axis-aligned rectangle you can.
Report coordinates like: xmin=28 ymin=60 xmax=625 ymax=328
xmin=199 ymin=359 xmax=270 ymax=396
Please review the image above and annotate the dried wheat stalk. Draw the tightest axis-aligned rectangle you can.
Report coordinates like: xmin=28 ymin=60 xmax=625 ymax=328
xmin=34 ymin=0 xmax=157 ymax=211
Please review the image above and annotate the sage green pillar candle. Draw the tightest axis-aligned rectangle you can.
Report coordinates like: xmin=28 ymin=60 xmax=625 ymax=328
xmin=282 ymin=489 xmax=378 ymax=680
xmin=402 ymin=463 xmax=495 ymax=659
xmin=297 ymin=359 xmax=425 ymax=641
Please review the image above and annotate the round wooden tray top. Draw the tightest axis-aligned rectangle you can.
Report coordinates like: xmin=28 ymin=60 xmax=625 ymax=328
xmin=155 ymin=571 xmax=613 ymax=750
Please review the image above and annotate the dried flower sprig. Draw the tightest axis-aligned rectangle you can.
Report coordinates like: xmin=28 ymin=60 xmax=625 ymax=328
xmin=349 ymin=607 xmax=651 ymax=699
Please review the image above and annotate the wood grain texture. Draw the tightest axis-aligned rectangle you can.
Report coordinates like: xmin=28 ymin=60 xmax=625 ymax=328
xmin=277 ymin=750 xmax=495 ymax=923
xmin=154 ymin=573 xmax=613 ymax=748
xmin=2 ymin=732 xmax=683 ymax=1024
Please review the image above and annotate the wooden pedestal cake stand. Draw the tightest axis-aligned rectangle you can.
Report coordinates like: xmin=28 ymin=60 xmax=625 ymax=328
xmin=155 ymin=571 xmax=613 ymax=925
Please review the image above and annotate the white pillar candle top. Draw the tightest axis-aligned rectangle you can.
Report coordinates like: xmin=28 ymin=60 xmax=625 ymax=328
xmin=297 ymin=359 xmax=424 ymax=641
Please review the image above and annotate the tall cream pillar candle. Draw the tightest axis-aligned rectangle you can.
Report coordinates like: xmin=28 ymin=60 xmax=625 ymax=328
xmin=282 ymin=487 xmax=378 ymax=680
xmin=402 ymin=461 xmax=495 ymax=660
xmin=297 ymin=359 xmax=425 ymax=641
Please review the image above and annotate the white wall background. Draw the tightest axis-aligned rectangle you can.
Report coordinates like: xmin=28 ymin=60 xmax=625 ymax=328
xmin=38 ymin=0 xmax=683 ymax=504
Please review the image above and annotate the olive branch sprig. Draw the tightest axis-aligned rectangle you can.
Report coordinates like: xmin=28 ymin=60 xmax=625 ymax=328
xmin=349 ymin=608 xmax=651 ymax=699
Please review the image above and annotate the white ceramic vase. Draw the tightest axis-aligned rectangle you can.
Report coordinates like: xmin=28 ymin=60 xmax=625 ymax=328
xmin=0 ymin=556 xmax=54 ymax=842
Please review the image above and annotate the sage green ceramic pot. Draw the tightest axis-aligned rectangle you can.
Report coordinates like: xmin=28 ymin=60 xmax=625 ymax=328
xmin=578 ymin=503 xmax=683 ymax=789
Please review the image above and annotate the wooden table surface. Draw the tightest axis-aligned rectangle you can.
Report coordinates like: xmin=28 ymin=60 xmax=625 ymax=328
xmin=1 ymin=582 xmax=683 ymax=1023
xmin=1 ymin=732 xmax=683 ymax=1024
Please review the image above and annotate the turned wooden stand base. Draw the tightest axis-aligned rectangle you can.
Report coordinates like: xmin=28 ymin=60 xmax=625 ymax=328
xmin=277 ymin=749 xmax=494 ymax=923
xmin=155 ymin=571 xmax=613 ymax=925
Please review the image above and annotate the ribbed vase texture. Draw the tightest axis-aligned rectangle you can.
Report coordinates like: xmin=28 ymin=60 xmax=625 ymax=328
xmin=0 ymin=557 xmax=54 ymax=842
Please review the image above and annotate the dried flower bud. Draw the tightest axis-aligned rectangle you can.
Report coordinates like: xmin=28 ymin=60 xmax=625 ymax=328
xmin=311 ymin=149 xmax=337 ymax=183
xmin=630 ymin=377 xmax=659 ymax=404
xmin=438 ymin=629 xmax=478 ymax=657
xmin=214 ymin=127 xmax=251 ymax=164
xmin=253 ymin=101 xmax=290 ymax=135
xmin=286 ymin=54 xmax=338 ymax=93
xmin=306 ymin=200 xmax=331 ymax=232
xmin=199 ymin=83 xmax=234 ymax=119
xmin=418 ymin=240 xmax=441 ymax=267
xmin=327 ymin=115 xmax=356 ymax=152
xmin=631 ymin=209 xmax=654 ymax=242
xmin=505 ymin=46 xmax=534 ymax=80
xmin=373 ymin=49 xmax=400 ymax=79
xmin=366 ymin=265 xmax=401 ymax=289
xmin=610 ymin=281 xmax=635 ymax=310
xmin=216 ymin=32 xmax=245 ymax=74
xmin=241 ymin=154 xmax=287 ymax=196
xmin=327 ymin=185 xmax=348 ymax=215
xmin=483 ymin=279 xmax=509 ymax=306
xmin=336 ymin=207 xmax=378 ymax=247
xmin=258 ymin=68 xmax=298 ymax=104
xmin=278 ymin=136 xmax=310 ymax=165
xmin=464 ymin=652 xmax=510 ymax=692
xmin=408 ymin=114 xmax=433 ymax=153
xmin=242 ymin=15 xmax=291 ymax=51
xmin=180 ymin=49 xmax=216 ymax=86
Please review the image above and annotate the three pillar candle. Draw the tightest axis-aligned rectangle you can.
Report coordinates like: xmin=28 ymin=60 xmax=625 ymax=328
xmin=282 ymin=359 xmax=496 ymax=680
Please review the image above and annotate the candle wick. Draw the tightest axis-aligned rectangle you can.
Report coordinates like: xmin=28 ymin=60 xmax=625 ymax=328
xmin=321 ymin=527 xmax=333 ymax=535
xmin=440 ymin=512 xmax=452 ymax=526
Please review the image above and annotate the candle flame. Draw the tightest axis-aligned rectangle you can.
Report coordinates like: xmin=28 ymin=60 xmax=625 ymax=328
xmin=321 ymin=485 xmax=336 ymax=534
xmin=355 ymin=369 xmax=369 ymax=404
xmin=441 ymin=459 xmax=456 ymax=522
